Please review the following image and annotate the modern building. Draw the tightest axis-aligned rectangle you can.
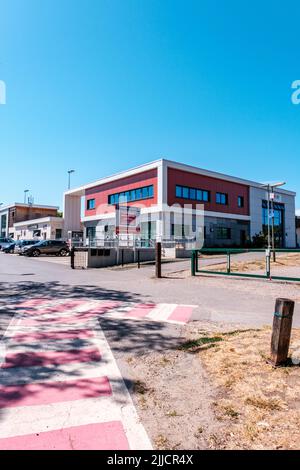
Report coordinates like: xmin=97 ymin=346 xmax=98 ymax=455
xmin=0 ymin=203 xmax=59 ymax=238
xmin=13 ymin=216 xmax=65 ymax=241
xmin=64 ymin=159 xmax=296 ymax=248
xmin=296 ymin=216 xmax=300 ymax=247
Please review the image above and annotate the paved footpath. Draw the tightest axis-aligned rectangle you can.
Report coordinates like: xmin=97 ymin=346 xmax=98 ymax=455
xmin=0 ymin=298 xmax=196 ymax=450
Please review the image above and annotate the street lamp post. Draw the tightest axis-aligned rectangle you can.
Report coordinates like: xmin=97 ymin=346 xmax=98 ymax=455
xmin=24 ymin=189 xmax=29 ymax=204
xmin=260 ymin=181 xmax=286 ymax=262
xmin=68 ymin=170 xmax=75 ymax=190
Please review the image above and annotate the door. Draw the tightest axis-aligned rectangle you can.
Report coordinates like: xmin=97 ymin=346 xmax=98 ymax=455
xmin=240 ymin=230 xmax=246 ymax=247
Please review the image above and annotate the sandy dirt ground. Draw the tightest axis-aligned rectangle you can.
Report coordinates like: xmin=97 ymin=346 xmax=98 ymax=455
xmin=126 ymin=321 xmax=300 ymax=450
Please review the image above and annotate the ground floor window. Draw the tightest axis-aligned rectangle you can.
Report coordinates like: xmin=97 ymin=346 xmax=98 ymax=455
xmin=55 ymin=229 xmax=62 ymax=239
xmin=262 ymin=201 xmax=285 ymax=247
xmin=86 ymin=226 xmax=96 ymax=241
xmin=0 ymin=214 xmax=7 ymax=237
xmin=216 ymin=227 xmax=231 ymax=240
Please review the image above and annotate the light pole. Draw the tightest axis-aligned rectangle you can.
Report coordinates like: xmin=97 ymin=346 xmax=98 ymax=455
xmin=68 ymin=170 xmax=75 ymax=190
xmin=24 ymin=189 xmax=30 ymax=204
xmin=260 ymin=181 xmax=286 ymax=261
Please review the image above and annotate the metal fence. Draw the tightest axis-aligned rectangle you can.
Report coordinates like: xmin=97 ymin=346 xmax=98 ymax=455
xmin=191 ymin=248 xmax=300 ymax=282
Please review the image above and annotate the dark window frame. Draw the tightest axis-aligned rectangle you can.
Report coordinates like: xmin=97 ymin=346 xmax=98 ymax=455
xmin=175 ymin=185 xmax=210 ymax=202
xmin=216 ymin=192 xmax=228 ymax=205
xmin=238 ymin=196 xmax=244 ymax=208
xmin=86 ymin=199 xmax=96 ymax=210
xmin=108 ymin=185 xmax=154 ymax=205
xmin=216 ymin=227 xmax=231 ymax=240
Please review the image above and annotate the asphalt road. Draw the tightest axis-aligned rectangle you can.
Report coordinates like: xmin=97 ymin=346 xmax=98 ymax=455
xmin=1 ymin=252 xmax=300 ymax=341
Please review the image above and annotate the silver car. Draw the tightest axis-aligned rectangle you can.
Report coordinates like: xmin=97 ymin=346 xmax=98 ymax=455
xmin=15 ymin=240 xmax=39 ymax=255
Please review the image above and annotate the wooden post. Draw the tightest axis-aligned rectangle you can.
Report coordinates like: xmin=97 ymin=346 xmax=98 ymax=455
xmin=270 ymin=298 xmax=295 ymax=366
xmin=155 ymin=242 xmax=162 ymax=278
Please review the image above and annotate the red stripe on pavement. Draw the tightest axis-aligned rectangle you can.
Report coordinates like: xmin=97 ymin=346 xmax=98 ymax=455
xmin=17 ymin=299 xmax=52 ymax=309
xmin=19 ymin=313 xmax=95 ymax=326
xmin=87 ymin=301 xmax=121 ymax=314
xmin=126 ymin=303 xmax=156 ymax=319
xmin=0 ymin=376 xmax=112 ymax=408
xmin=12 ymin=329 xmax=95 ymax=343
xmin=30 ymin=300 xmax=89 ymax=315
xmin=1 ymin=348 xmax=101 ymax=369
xmin=0 ymin=421 xmax=130 ymax=450
xmin=167 ymin=306 xmax=194 ymax=323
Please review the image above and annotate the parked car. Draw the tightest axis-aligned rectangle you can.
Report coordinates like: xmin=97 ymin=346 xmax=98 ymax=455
xmin=2 ymin=241 xmax=17 ymax=254
xmin=15 ymin=240 xmax=39 ymax=255
xmin=23 ymin=240 xmax=70 ymax=257
xmin=0 ymin=237 xmax=14 ymax=251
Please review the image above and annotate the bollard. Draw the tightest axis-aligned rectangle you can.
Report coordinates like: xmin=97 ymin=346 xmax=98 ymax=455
xmin=137 ymin=249 xmax=140 ymax=269
xmin=191 ymin=251 xmax=195 ymax=276
xmin=270 ymin=298 xmax=295 ymax=366
xmin=155 ymin=242 xmax=162 ymax=278
xmin=70 ymin=247 xmax=75 ymax=270
xmin=266 ymin=248 xmax=271 ymax=279
xmin=227 ymin=252 xmax=231 ymax=274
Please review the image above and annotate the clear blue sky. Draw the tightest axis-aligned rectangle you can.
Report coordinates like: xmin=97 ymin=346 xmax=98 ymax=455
xmin=0 ymin=0 xmax=299 ymax=210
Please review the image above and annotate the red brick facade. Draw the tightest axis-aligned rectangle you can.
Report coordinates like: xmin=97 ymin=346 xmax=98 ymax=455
xmin=167 ymin=167 xmax=250 ymax=215
xmin=85 ymin=168 xmax=158 ymax=216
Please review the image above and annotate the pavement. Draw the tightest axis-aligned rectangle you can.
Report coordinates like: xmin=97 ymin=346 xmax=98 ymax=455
xmin=0 ymin=252 xmax=299 ymax=449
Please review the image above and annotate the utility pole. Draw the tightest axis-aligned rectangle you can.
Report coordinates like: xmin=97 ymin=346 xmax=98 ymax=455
xmin=24 ymin=189 xmax=29 ymax=204
xmin=267 ymin=184 xmax=271 ymax=252
xmin=260 ymin=181 xmax=286 ymax=264
xmin=68 ymin=170 xmax=75 ymax=190
xmin=271 ymin=186 xmax=276 ymax=262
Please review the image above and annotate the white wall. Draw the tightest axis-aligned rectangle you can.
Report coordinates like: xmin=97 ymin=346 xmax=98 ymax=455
xmin=64 ymin=195 xmax=82 ymax=233
xmin=14 ymin=220 xmax=64 ymax=241
xmin=249 ymin=187 xmax=296 ymax=248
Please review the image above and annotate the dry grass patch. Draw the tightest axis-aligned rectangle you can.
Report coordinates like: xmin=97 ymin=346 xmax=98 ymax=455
xmin=198 ymin=327 xmax=300 ymax=449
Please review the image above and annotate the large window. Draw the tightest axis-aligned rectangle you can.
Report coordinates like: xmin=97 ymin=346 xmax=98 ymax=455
xmin=216 ymin=192 xmax=228 ymax=205
xmin=87 ymin=199 xmax=96 ymax=210
xmin=108 ymin=185 xmax=154 ymax=205
xmin=175 ymin=185 xmax=210 ymax=202
xmin=262 ymin=200 xmax=285 ymax=247
xmin=216 ymin=227 xmax=231 ymax=240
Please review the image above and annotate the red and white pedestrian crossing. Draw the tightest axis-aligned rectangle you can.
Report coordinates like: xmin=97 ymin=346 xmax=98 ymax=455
xmin=0 ymin=298 xmax=197 ymax=450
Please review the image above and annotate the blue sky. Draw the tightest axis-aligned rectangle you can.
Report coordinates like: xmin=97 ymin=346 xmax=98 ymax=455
xmin=0 ymin=1 xmax=299 ymax=210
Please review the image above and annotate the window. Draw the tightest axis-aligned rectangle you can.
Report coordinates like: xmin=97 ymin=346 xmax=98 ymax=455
xmin=216 ymin=227 xmax=231 ymax=239
xmin=262 ymin=200 xmax=285 ymax=247
xmin=176 ymin=186 xmax=182 ymax=198
xmin=86 ymin=226 xmax=96 ymax=241
xmin=175 ymin=185 xmax=210 ymax=202
xmin=55 ymin=229 xmax=62 ymax=239
xmin=87 ymin=199 xmax=95 ymax=210
xmin=216 ymin=192 xmax=228 ymax=205
xmin=189 ymin=188 xmax=196 ymax=200
xmin=238 ymin=196 xmax=244 ymax=208
xmin=108 ymin=185 xmax=154 ymax=204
